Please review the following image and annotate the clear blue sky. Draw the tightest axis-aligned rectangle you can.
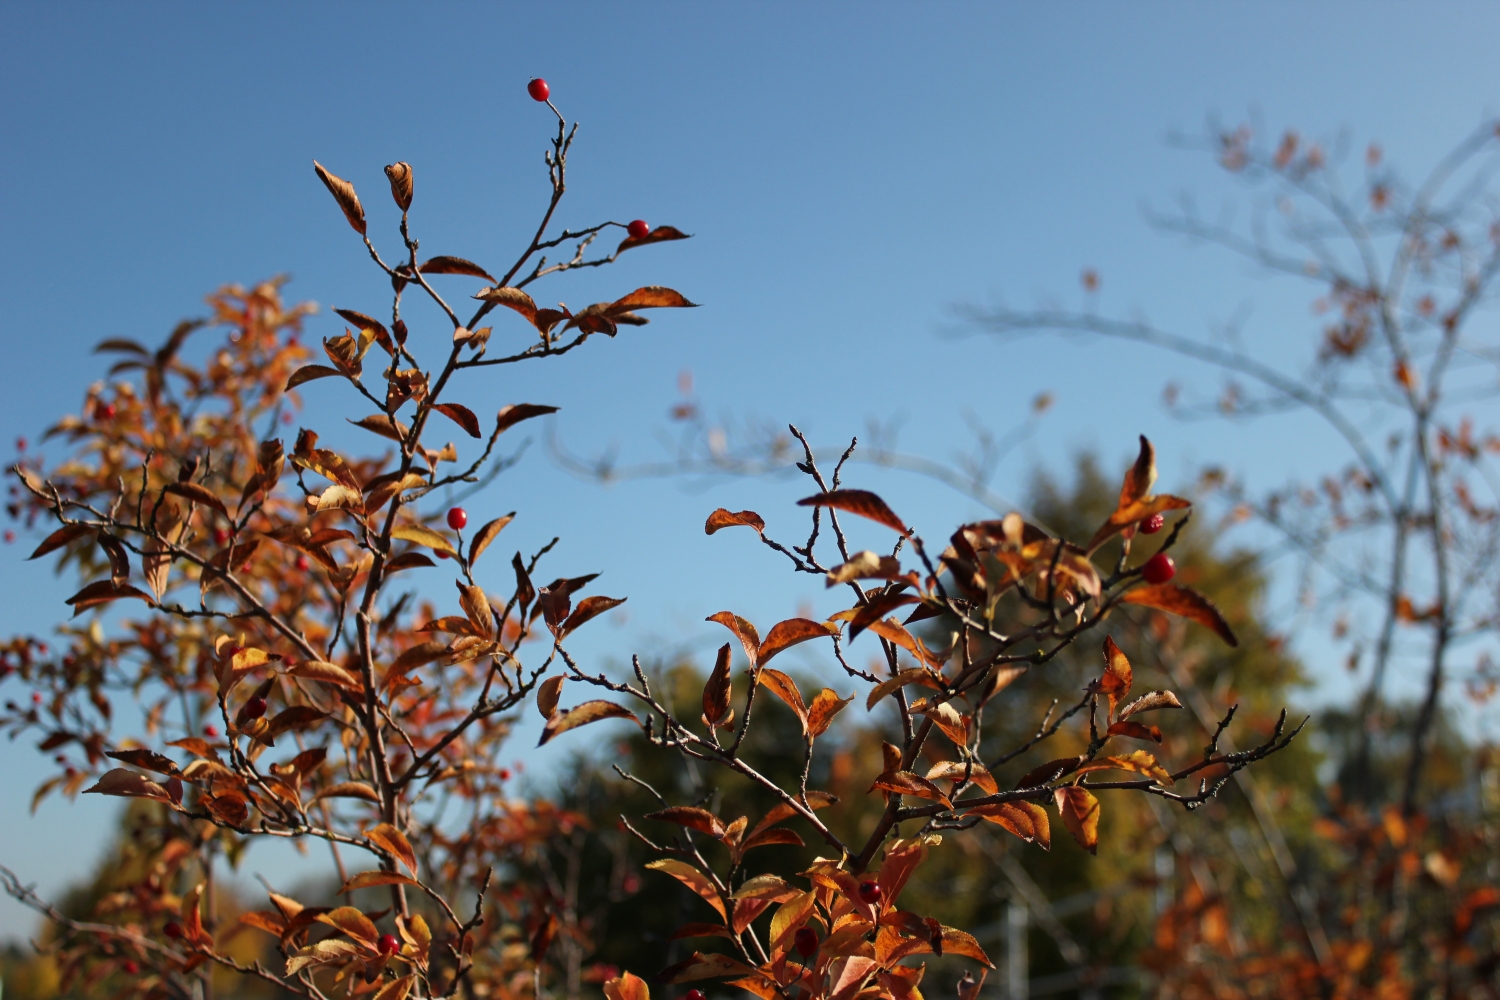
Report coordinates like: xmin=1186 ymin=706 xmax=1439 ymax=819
xmin=2 ymin=1 xmax=1497 ymax=939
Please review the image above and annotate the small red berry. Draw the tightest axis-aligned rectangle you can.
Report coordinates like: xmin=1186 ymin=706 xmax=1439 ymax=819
xmin=15 ymin=437 xmax=26 ymax=452
xmin=528 ymin=78 xmax=550 ymax=102
xmin=1142 ymin=552 xmax=1176 ymax=585
xmin=94 ymin=401 xmax=117 ymax=421
xmin=858 ymin=881 xmax=881 ymax=904
xmin=378 ymin=933 xmax=400 ymax=956
xmin=295 ymin=554 xmax=311 ymax=571
xmin=434 ymin=549 xmax=450 ymax=560
xmin=794 ymin=926 xmax=818 ymax=957
xmin=31 ymin=692 xmax=42 ymax=705
xmin=163 ymin=921 xmax=183 ymax=939
xmin=213 ymin=528 xmax=229 ymax=546
xmin=3 ymin=530 xmax=13 ymax=544
xmin=627 ymin=219 xmax=651 ymax=240
xmin=243 ymin=696 xmax=267 ymax=720
xmin=1140 ymin=513 xmax=1164 ymax=535
xmin=446 ymin=507 xmax=468 ymax=530
xmin=64 ymin=766 xmax=77 ymax=777
xmin=499 ymin=768 xmax=511 ymax=781
xmin=203 ymin=724 xmax=219 ymax=738
xmin=122 ymin=959 xmax=139 ymax=974
xmin=685 ymin=991 xmax=706 ymax=1000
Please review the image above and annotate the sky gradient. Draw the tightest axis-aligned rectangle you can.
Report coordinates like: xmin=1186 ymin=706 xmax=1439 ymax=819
xmin=2 ymin=1 xmax=1498 ymax=940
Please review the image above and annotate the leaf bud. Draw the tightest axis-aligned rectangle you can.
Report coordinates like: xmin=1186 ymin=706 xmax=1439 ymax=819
xmin=384 ymin=162 xmax=414 ymax=212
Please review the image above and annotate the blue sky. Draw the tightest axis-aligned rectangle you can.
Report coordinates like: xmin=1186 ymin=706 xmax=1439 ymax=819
xmin=2 ymin=1 xmax=1498 ymax=939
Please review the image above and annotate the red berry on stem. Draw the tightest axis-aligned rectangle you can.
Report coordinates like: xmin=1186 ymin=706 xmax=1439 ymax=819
xmin=163 ymin=921 xmax=183 ymax=939
xmin=434 ymin=549 xmax=450 ymax=560
xmin=499 ymin=768 xmax=511 ymax=781
xmin=379 ymin=933 xmax=400 ymax=956
xmin=685 ymin=991 xmax=706 ymax=1000
xmin=213 ymin=528 xmax=229 ymax=546
xmin=295 ymin=554 xmax=311 ymax=572
xmin=94 ymin=401 xmax=116 ymax=421
xmin=627 ymin=219 xmax=650 ymax=240
xmin=204 ymin=724 xmax=219 ymax=738
xmin=528 ymin=78 xmax=550 ymax=102
xmin=1142 ymin=552 xmax=1176 ymax=585
xmin=447 ymin=507 xmax=468 ymax=530
xmin=244 ymin=696 xmax=267 ymax=720
xmin=794 ymin=926 xmax=818 ymax=957
xmin=122 ymin=959 xmax=139 ymax=974
xmin=858 ymin=881 xmax=882 ymax=904
xmin=1140 ymin=513 xmax=1164 ymax=535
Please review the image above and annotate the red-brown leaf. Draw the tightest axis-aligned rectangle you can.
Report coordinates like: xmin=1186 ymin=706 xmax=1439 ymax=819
xmin=704 ymin=508 xmax=765 ymax=535
xmin=539 ymin=700 xmax=637 ymax=745
xmin=1119 ymin=583 xmax=1238 ymax=647
xmin=496 ymin=403 xmax=559 ymax=434
xmin=419 ymin=256 xmax=496 ymax=283
xmin=757 ymin=618 xmax=837 ymax=668
xmin=797 ymin=489 xmax=910 ymax=536
xmin=433 ymin=403 xmax=481 ymax=438
xmin=615 ymin=225 xmax=692 ymax=254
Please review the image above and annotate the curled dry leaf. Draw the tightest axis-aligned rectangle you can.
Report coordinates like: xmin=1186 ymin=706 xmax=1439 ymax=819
xmin=602 ymin=971 xmax=652 ymax=1000
xmin=1106 ymin=719 xmax=1164 ymax=744
xmin=1120 ymin=582 xmax=1239 ymax=646
xmin=702 ymin=643 xmax=733 ymax=726
xmin=82 ymin=768 xmax=174 ymax=803
xmin=66 ymin=580 xmax=153 ymax=616
xmin=796 ymin=489 xmax=910 ymax=536
xmin=706 ymin=611 xmax=761 ymax=668
xmin=390 ymin=523 xmax=456 ymax=557
xmin=365 ymin=822 xmax=417 ymax=875
xmin=865 ymin=668 xmax=944 ymax=711
xmin=925 ymin=761 xmax=999 ymax=795
xmin=313 ymin=161 xmax=366 ymax=235
xmin=657 ymin=951 xmax=757 ymax=984
xmin=311 ymin=782 xmax=382 ymax=804
xmin=559 ymin=595 xmax=626 ymax=639
xmin=163 ymin=481 xmax=228 ymax=518
xmin=826 ymin=550 xmax=903 ymax=587
xmin=615 ymin=224 xmax=691 ymax=254
xmin=383 ymin=162 xmax=413 ymax=210
xmin=1016 ymin=756 xmax=1083 ymax=790
xmin=333 ymin=309 xmax=393 ymax=354
xmin=29 ymin=522 xmax=94 ymax=560
xmin=433 ymin=403 xmax=481 ymax=438
xmin=537 ymin=675 xmax=564 ymax=719
xmin=1117 ymin=689 xmax=1183 ymax=720
xmin=704 ymin=508 xmax=765 ymax=535
xmin=835 ymin=590 xmax=922 ymax=640
xmin=806 ymin=688 xmax=853 ymax=737
xmin=1099 ymin=636 xmax=1133 ymax=719
xmin=475 ymin=286 xmax=539 ymax=325
xmin=538 ymin=700 xmax=637 ymax=746
xmin=1054 ymin=785 xmax=1101 ymax=854
xmin=286 ymin=660 xmax=363 ymax=691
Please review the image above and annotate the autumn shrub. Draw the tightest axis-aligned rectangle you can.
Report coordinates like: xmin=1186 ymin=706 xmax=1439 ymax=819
xmin=0 ymin=90 xmax=1295 ymax=1000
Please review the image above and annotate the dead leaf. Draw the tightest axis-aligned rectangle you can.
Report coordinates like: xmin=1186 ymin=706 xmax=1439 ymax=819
xmin=807 ymin=688 xmax=852 ymax=737
xmin=826 ymin=550 xmax=903 ymax=586
xmin=646 ymin=806 xmax=726 ymax=839
xmin=365 ymin=822 xmax=417 ymax=875
xmin=539 ymin=701 xmax=637 ymax=745
xmin=419 ymin=255 xmax=495 ymax=283
xmin=870 ymin=770 xmax=952 ymax=808
xmin=496 ymin=403 xmax=559 ymax=434
xmin=757 ymin=618 xmax=836 ymax=667
xmin=758 ymin=668 xmax=809 ymax=731
xmin=705 ymin=508 xmax=765 ymax=535
xmin=313 ymin=161 xmax=366 ymax=235
xmin=1055 ymin=785 xmax=1101 ymax=854
xmin=468 ymin=513 xmax=515 ymax=566
xmin=615 ymin=224 xmax=692 ymax=254
xmin=1117 ymin=690 xmax=1183 ymax=720
xmin=537 ymin=676 xmax=564 ymax=719
xmin=1120 ymin=583 xmax=1238 ymax=646
xmin=702 ymin=643 xmax=733 ymax=726
xmin=645 ymin=859 xmax=726 ymax=920
xmin=82 ymin=768 xmax=172 ymax=803
xmin=797 ymin=489 xmax=910 ymax=536
xmin=1100 ymin=636 xmax=1132 ymax=719
xmin=560 ymin=595 xmax=626 ymax=639
xmin=706 ymin=611 xmax=760 ymax=668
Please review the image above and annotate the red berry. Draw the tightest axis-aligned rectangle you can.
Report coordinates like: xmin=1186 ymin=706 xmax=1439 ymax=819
xmin=528 ymin=78 xmax=550 ymax=102
xmin=858 ymin=881 xmax=881 ymax=904
xmin=1142 ymin=552 xmax=1176 ymax=585
xmin=213 ymin=528 xmax=230 ymax=546
xmin=499 ymin=768 xmax=511 ymax=781
xmin=434 ymin=549 xmax=450 ymax=560
xmin=685 ymin=992 xmax=706 ymax=1000
xmin=163 ymin=921 xmax=183 ymax=939
xmin=447 ymin=507 xmax=468 ymax=530
xmin=244 ymin=696 xmax=267 ymax=720
xmin=3 ymin=530 xmax=13 ymax=544
xmin=64 ymin=766 xmax=77 ymax=777
xmin=31 ymin=692 xmax=42 ymax=705
xmin=203 ymin=724 xmax=219 ymax=738
xmin=378 ymin=933 xmax=399 ymax=956
xmin=295 ymin=554 xmax=311 ymax=571
xmin=794 ymin=926 xmax=818 ymax=957
xmin=627 ymin=219 xmax=651 ymax=240
xmin=122 ymin=959 xmax=139 ymax=974
xmin=1140 ymin=513 xmax=1164 ymax=535
xmin=15 ymin=437 xmax=26 ymax=452
xmin=94 ymin=402 xmax=117 ymax=421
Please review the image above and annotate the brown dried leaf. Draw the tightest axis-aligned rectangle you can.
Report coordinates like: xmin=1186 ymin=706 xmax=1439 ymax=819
xmin=539 ymin=700 xmax=637 ymax=745
xmin=333 ymin=310 xmax=393 ymax=355
xmin=163 ymin=481 xmax=228 ymax=517
xmin=29 ymin=523 xmax=94 ymax=560
xmin=419 ymin=256 xmax=495 ymax=283
xmin=1106 ymin=719 xmax=1164 ymax=743
xmin=365 ymin=822 xmax=417 ymax=875
xmin=757 ymin=668 xmax=808 ymax=732
xmin=317 ymin=905 xmax=380 ymax=948
xmin=313 ymin=161 xmax=366 ymax=235
xmin=474 ymin=286 xmax=539 ymax=326
xmin=383 ymin=162 xmax=413 ymax=210
xmin=1117 ymin=690 xmax=1183 ymax=720
xmin=1120 ymin=582 xmax=1238 ymax=647
xmin=602 ymin=971 xmax=652 ymax=1000
xmin=468 ymin=513 xmax=515 ymax=566
xmin=1054 ymin=786 xmax=1101 ymax=854
xmin=458 ymin=582 xmax=495 ymax=639
xmin=797 ymin=489 xmax=910 ymax=536
xmin=870 ymin=770 xmax=952 ymax=808
xmin=311 ymin=782 xmax=381 ymax=804
xmin=704 ymin=508 xmax=765 ymax=535
xmin=1016 ymin=756 xmax=1083 ymax=790
xmin=865 ymin=668 xmax=945 ymax=710
xmin=745 ymin=790 xmax=838 ymax=841
xmin=390 ymin=523 xmax=456 ymax=557
xmin=82 ymin=768 xmax=172 ymax=803
xmin=349 ymin=414 xmax=410 ymax=442
xmin=560 ymin=595 xmax=626 ymax=639
xmin=925 ymin=761 xmax=999 ymax=795
xmin=615 ymin=224 xmax=691 ymax=254
xmin=105 ymin=748 xmax=181 ymax=777
xmin=757 ymin=618 xmax=837 ymax=667
xmin=646 ymin=806 xmax=726 ymax=839
xmin=537 ymin=675 xmax=564 ymax=719
xmin=706 ymin=611 xmax=760 ymax=668
xmin=608 ymin=286 xmax=698 ymax=311
xmin=645 ymin=859 xmax=727 ymax=920
xmin=968 ymin=802 xmax=1039 ymax=843
xmin=834 ymin=590 xmax=922 ymax=639
xmin=702 ymin=643 xmax=733 ymax=726
xmin=657 ymin=952 xmax=757 ymax=984
xmin=66 ymin=580 xmax=153 ymax=615
xmin=807 ymin=688 xmax=853 ymax=737
xmin=826 ymin=550 xmax=903 ymax=586
xmin=433 ymin=403 xmax=482 ymax=438
xmin=1100 ymin=636 xmax=1132 ymax=719
xmin=286 ymin=660 xmax=363 ymax=691
xmin=496 ymin=403 xmax=559 ymax=434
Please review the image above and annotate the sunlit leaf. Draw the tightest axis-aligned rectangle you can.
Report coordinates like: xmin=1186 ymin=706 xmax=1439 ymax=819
xmin=646 ymin=806 xmax=726 ymax=839
xmin=82 ymin=768 xmax=173 ymax=803
xmin=645 ymin=860 xmax=726 ymax=920
xmin=797 ymin=489 xmax=910 ymax=536
xmin=702 ymin=643 xmax=733 ymax=726
xmin=706 ymin=611 xmax=760 ymax=668
xmin=365 ymin=822 xmax=417 ymax=875
xmin=468 ymin=513 xmax=515 ymax=566
xmin=539 ymin=700 xmax=637 ymax=745
xmin=433 ymin=402 xmax=481 ymax=438
xmin=313 ymin=161 xmax=366 ymax=235
xmin=496 ymin=403 xmax=559 ymax=434
xmin=1054 ymin=786 xmax=1100 ymax=854
xmin=1119 ymin=582 xmax=1238 ymax=646
xmin=704 ymin=508 xmax=765 ymax=535
xmin=870 ymin=770 xmax=952 ymax=808
xmin=807 ymin=688 xmax=852 ymax=737
xmin=757 ymin=618 xmax=836 ymax=667
xmin=419 ymin=255 xmax=496 ymax=282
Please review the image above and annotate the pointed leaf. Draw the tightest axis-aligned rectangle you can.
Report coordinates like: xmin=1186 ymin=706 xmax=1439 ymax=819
xmin=432 ymin=403 xmax=481 ymax=438
xmin=797 ymin=489 xmax=910 ymax=536
xmin=645 ymin=860 xmax=726 ymax=920
xmin=82 ymin=768 xmax=173 ymax=802
xmin=757 ymin=668 xmax=808 ymax=731
xmin=646 ymin=806 xmax=726 ymax=839
xmin=496 ymin=403 xmax=558 ymax=434
xmin=870 ymin=770 xmax=952 ymax=808
xmin=29 ymin=523 xmax=94 ymax=560
xmin=757 ymin=618 xmax=836 ymax=667
xmin=539 ymin=700 xmax=637 ymax=745
xmin=537 ymin=675 xmax=564 ymax=719
xmin=705 ymin=508 xmax=765 ymax=535
xmin=1117 ymin=689 xmax=1183 ymax=720
xmin=706 ymin=611 xmax=760 ymax=668
xmin=807 ymin=688 xmax=853 ymax=737
xmin=1054 ymin=786 xmax=1100 ymax=854
xmin=1120 ymin=583 xmax=1238 ymax=647
xmin=419 ymin=255 xmax=496 ymax=282
xmin=390 ymin=523 xmax=456 ymax=557
xmin=702 ymin=643 xmax=733 ymax=726
xmin=468 ymin=513 xmax=515 ymax=566
xmin=163 ymin=481 xmax=227 ymax=517
xmin=608 ymin=286 xmax=698 ymax=311
xmin=365 ymin=822 xmax=417 ymax=875
xmin=560 ymin=595 xmax=626 ymax=639
xmin=1100 ymin=636 xmax=1132 ymax=719
xmin=313 ymin=161 xmax=366 ymax=235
